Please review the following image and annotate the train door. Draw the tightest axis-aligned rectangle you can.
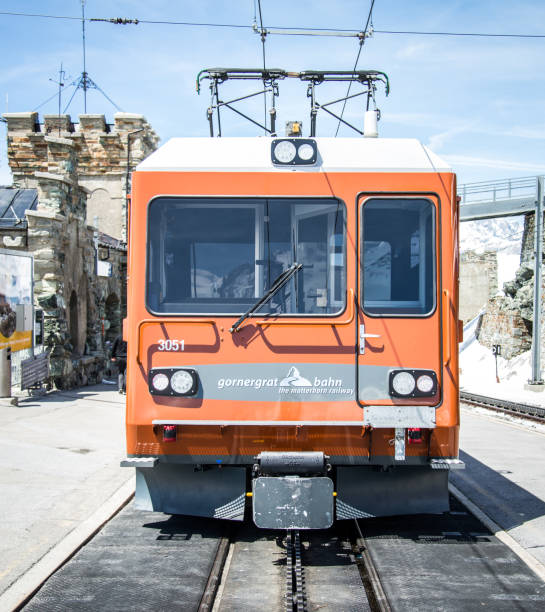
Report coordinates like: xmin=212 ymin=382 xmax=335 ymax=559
xmin=356 ymin=195 xmax=442 ymax=429
xmin=334 ymin=193 xmax=448 ymax=519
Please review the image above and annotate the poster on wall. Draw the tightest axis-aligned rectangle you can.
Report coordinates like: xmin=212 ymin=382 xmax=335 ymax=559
xmin=0 ymin=249 xmax=33 ymax=352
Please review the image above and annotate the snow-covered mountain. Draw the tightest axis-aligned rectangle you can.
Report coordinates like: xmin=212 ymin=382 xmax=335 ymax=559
xmin=460 ymin=216 xmax=524 ymax=291
xmin=460 ymin=216 xmax=524 ymax=256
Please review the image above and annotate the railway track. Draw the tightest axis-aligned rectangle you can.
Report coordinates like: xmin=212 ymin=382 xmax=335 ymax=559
xmin=20 ymin=494 xmax=545 ymax=611
xmin=460 ymin=391 xmax=545 ymax=422
xmin=281 ymin=525 xmax=390 ymax=612
xmin=285 ymin=531 xmax=306 ymax=612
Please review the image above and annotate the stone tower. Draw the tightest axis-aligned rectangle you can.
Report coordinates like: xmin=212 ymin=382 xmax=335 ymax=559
xmin=4 ymin=112 xmax=159 ymax=240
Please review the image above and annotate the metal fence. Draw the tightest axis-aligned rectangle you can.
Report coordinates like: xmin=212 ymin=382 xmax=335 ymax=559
xmin=458 ymin=175 xmax=540 ymax=205
xmin=11 ymin=345 xmax=46 ymax=389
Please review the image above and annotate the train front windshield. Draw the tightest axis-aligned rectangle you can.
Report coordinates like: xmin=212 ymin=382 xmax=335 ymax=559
xmin=146 ymin=197 xmax=346 ymax=316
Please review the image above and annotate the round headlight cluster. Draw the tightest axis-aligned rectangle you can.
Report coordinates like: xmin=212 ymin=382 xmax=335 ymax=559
xmin=272 ymin=139 xmax=317 ymax=165
xmin=389 ymin=370 xmax=437 ymax=397
xmin=149 ymin=368 xmax=197 ymax=396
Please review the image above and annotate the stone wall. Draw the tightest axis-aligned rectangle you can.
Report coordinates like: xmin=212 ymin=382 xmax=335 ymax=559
xmin=477 ymin=295 xmax=533 ymax=359
xmin=520 ymin=211 xmax=537 ymax=268
xmin=475 ymin=212 xmax=545 ymax=360
xmin=459 ymin=250 xmax=498 ymax=323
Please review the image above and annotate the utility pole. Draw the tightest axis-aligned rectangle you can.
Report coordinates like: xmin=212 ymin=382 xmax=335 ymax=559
xmin=49 ymin=64 xmax=65 ymax=136
xmin=63 ymin=0 xmax=121 ymax=115
xmin=529 ymin=175 xmax=544 ymax=385
xmin=81 ymin=0 xmax=88 ymax=113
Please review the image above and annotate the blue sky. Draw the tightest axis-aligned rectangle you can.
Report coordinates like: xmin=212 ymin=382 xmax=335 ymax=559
xmin=1 ymin=0 xmax=544 ymax=186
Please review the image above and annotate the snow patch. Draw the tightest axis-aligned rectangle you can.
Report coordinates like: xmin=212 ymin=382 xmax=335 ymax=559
xmin=459 ymin=323 xmax=544 ymax=407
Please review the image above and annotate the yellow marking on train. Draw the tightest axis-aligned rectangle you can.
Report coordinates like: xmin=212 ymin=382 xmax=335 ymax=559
xmin=246 ymin=492 xmax=253 ymax=497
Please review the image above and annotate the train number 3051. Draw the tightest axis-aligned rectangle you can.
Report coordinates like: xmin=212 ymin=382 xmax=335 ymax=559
xmin=157 ymin=339 xmax=185 ymax=351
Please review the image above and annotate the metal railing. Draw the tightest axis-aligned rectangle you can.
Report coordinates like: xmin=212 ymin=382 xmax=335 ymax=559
xmin=458 ymin=176 xmax=540 ymax=205
xmin=11 ymin=345 xmax=46 ymax=389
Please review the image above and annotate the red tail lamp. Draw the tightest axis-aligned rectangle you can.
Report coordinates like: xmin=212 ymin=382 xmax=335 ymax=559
xmin=163 ymin=425 xmax=177 ymax=443
xmin=407 ymin=428 xmax=423 ymax=444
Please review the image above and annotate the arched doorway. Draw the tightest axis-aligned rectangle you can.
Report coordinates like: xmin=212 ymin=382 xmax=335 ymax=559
xmin=104 ymin=293 xmax=121 ymax=343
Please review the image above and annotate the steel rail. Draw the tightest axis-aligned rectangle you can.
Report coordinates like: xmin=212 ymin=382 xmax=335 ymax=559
xmin=460 ymin=391 xmax=545 ymax=422
xmin=197 ymin=532 xmax=231 ymax=612
xmin=353 ymin=520 xmax=392 ymax=612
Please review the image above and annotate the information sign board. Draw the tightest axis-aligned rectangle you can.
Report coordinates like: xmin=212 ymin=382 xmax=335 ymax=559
xmin=0 ymin=249 xmax=33 ymax=352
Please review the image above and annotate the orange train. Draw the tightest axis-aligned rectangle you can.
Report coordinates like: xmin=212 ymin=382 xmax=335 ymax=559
xmin=121 ymin=134 xmax=464 ymax=529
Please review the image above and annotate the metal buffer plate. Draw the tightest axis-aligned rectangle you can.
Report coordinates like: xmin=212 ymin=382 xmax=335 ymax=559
xmin=253 ymin=476 xmax=333 ymax=530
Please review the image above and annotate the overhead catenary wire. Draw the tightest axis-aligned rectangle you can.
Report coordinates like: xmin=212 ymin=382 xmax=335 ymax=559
xmin=335 ymin=0 xmax=376 ymax=137
xmin=1 ymin=11 xmax=545 ymax=38
xmin=373 ymin=29 xmax=545 ymax=38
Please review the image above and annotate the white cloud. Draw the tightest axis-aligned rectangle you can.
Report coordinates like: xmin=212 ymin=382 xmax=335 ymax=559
xmin=394 ymin=42 xmax=435 ymax=60
xmin=443 ymin=154 xmax=545 ymax=173
xmin=427 ymin=124 xmax=473 ymax=151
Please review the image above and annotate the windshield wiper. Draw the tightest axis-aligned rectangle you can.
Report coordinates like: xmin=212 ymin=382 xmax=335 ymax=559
xmin=230 ymin=263 xmax=303 ymax=333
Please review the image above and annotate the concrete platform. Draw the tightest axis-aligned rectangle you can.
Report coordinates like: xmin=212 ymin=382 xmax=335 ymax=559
xmin=0 ymin=383 xmax=132 ymax=602
xmin=453 ymin=405 xmax=545 ymax=571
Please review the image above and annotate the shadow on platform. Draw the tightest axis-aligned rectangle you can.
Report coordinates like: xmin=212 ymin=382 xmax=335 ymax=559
xmin=450 ymin=449 xmax=545 ymax=531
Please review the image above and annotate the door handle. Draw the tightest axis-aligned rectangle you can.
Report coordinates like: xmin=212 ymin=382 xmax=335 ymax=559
xmin=359 ymin=324 xmax=381 ymax=355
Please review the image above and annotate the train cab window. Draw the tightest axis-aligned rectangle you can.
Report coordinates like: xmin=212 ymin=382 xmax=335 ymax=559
xmin=147 ymin=197 xmax=346 ymax=315
xmin=361 ymin=198 xmax=435 ymax=316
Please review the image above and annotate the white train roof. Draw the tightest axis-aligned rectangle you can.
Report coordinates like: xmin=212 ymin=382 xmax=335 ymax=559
xmin=136 ymin=137 xmax=451 ymax=173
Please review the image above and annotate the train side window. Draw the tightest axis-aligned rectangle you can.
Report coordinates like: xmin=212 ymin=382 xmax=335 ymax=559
xmin=361 ymin=198 xmax=436 ymax=316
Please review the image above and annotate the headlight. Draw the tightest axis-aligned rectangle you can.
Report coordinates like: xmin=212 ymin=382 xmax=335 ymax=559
xmin=148 ymin=368 xmax=198 ymax=396
xmin=151 ymin=372 xmax=169 ymax=392
xmin=391 ymin=371 xmax=416 ymax=396
xmin=171 ymin=370 xmax=194 ymax=394
xmin=416 ymin=374 xmax=434 ymax=393
xmin=389 ymin=370 xmax=438 ymax=398
xmin=297 ymin=143 xmax=314 ymax=161
xmin=273 ymin=140 xmax=296 ymax=163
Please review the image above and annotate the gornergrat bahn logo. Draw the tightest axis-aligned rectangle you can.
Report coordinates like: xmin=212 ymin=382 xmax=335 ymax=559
xmin=280 ymin=366 xmax=312 ymax=386
xmin=217 ymin=366 xmax=353 ymax=395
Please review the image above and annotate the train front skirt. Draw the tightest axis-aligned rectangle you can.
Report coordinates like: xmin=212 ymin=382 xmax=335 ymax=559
xmin=124 ymin=456 xmax=462 ymax=529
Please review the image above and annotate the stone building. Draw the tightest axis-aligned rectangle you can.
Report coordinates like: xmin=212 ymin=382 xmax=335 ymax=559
xmin=0 ymin=112 xmax=158 ymax=388
xmin=459 ymin=250 xmax=498 ymax=324
xmin=476 ymin=212 xmax=545 ymax=361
